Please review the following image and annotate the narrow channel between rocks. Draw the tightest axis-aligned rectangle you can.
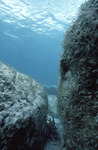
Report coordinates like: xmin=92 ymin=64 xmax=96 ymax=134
xmin=43 ymin=95 xmax=66 ymax=150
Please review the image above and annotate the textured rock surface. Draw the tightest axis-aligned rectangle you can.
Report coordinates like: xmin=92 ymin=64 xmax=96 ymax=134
xmin=0 ymin=61 xmax=48 ymax=150
xmin=58 ymin=0 xmax=98 ymax=149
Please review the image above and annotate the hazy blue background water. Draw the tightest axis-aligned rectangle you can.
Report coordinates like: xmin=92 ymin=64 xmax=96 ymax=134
xmin=0 ymin=0 xmax=86 ymax=86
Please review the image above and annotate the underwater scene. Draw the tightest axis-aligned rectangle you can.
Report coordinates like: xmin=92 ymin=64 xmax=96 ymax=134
xmin=0 ymin=0 xmax=86 ymax=87
xmin=0 ymin=0 xmax=98 ymax=150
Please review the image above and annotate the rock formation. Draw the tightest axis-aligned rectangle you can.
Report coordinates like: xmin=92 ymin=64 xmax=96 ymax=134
xmin=0 ymin=61 xmax=48 ymax=150
xmin=58 ymin=0 xmax=98 ymax=149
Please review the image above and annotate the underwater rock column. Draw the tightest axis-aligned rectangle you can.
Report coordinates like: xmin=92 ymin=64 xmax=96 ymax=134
xmin=0 ymin=61 xmax=48 ymax=150
xmin=58 ymin=0 xmax=98 ymax=149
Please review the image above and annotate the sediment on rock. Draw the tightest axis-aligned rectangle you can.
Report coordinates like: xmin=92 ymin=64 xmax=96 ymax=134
xmin=58 ymin=0 xmax=98 ymax=149
xmin=0 ymin=61 xmax=48 ymax=150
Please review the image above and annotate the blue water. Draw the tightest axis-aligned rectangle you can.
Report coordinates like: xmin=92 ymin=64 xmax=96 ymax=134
xmin=0 ymin=0 xmax=85 ymax=86
xmin=0 ymin=19 xmax=63 ymax=86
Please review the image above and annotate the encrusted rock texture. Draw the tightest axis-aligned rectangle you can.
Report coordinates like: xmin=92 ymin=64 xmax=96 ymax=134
xmin=58 ymin=0 xmax=98 ymax=149
xmin=0 ymin=61 xmax=48 ymax=150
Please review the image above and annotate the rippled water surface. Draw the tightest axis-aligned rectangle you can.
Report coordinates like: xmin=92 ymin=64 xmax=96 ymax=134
xmin=0 ymin=0 xmax=86 ymax=86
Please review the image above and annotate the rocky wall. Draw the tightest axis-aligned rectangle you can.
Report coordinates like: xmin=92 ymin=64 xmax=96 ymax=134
xmin=58 ymin=0 xmax=98 ymax=149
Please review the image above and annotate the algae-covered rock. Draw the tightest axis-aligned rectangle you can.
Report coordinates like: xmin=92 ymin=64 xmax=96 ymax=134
xmin=58 ymin=0 xmax=98 ymax=149
xmin=0 ymin=61 xmax=48 ymax=150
